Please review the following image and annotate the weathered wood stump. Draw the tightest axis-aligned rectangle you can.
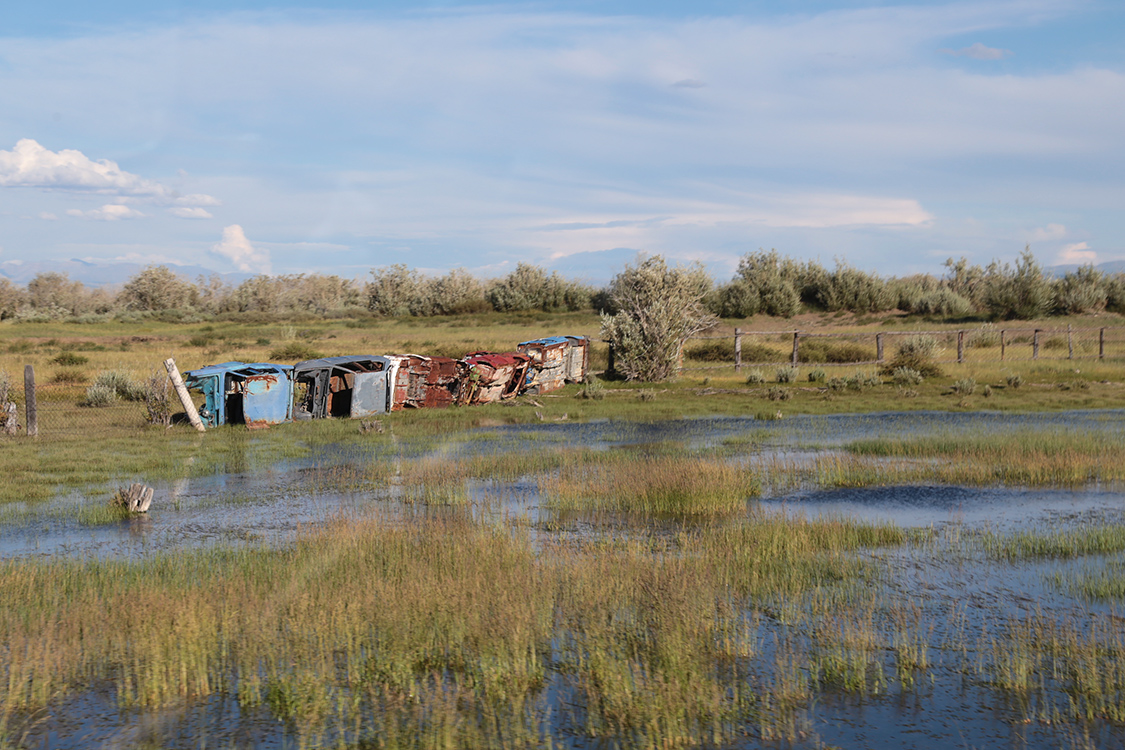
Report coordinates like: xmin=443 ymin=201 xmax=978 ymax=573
xmin=116 ymin=483 xmax=154 ymax=513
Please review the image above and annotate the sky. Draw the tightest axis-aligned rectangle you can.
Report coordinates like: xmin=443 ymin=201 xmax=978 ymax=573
xmin=0 ymin=0 xmax=1122 ymax=284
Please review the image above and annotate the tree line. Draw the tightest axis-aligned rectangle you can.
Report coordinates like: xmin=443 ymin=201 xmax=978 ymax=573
xmin=0 ymin=249 xmax=1121 ymax=324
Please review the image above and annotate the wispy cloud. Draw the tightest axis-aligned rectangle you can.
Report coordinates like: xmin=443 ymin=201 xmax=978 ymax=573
xmin=1058 ymin=241 xmax=1096 ymax=264
xmin=168 ymin=207 xmax=214 ymax=219
xmin=939 ymin=42 xmax=1012 ymax=60
xmin=66 ymin=204 xmax=145 ymax=221
xmin=1030 ymin=223 xmax=1067 ymax=241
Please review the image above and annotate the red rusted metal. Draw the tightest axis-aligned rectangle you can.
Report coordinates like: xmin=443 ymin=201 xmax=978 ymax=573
xmin=462 ymin=351 xmax=532 ymax=404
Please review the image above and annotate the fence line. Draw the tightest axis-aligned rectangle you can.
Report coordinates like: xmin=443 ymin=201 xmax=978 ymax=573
xmin=675 ymin=325 xmax=1123 ymax=373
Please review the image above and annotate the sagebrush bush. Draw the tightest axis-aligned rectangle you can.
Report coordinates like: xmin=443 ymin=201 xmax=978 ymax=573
xmin=892 ymin=367 xmax=924 ymax=386
xmin=144 ymin=370 xmax=172 ymax=426
xmin=745 ymin=369 xmax=765 ymax=385
xmin=270 ymin=342 xmax=324 ymax=361
xmin=798 ymin=339 xmax=875 ymax=364
xmin=775 ymin=366 xmax=798 ymax=384
xmin=52 ymin=352 xmax=88 ymax=366
xmin=83 ymin=382 xmax=117 ymax=407
xmin=766 ymin=386 xmax=792 ymax=401
xmin=92 ymin=370 xmax=146 ymax=401
xmin=1054 ymin=266 xmax=1107 ymax=315
xmin=1006 ymin=373 xmax=1023 ymax=390
xmin=951 ymin=377 xmax=976 ymax=396
xmin=808 ymin=368 xmax=826 ymax=383
xmin=882 ymin=334 xmax=943 ymax=377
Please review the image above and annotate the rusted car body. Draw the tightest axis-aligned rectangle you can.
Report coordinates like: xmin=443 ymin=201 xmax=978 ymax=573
xmin=183 ymin=361 xmax=293 ymax=428
xmin=517 ymin=336 xmax=570 ymax=394
xmin=384 ymin=355 xmax=468 ymax=410
xmin=291 ymin=356 xmax=393 ymax=419
xmin=563 ymin=335 xmax=590 ymax=383
xmin=462 ymin=351 xmax=531 ymax=405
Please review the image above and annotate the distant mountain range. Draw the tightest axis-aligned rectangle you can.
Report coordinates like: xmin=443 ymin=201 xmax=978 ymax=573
xmin=1046 ymin=260 xmax=1125 ymax=277
xmin=0 ymin=259 xmax=250 ymax=288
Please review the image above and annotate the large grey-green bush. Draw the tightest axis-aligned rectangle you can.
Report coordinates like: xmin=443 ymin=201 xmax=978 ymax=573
xmin=601 ymin=256 xmax=716 ymax=382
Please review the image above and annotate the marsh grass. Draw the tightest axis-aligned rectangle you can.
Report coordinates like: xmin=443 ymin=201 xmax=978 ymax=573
xmin=1051 ymin=562 xmax=1125 ymax=601
xmin=0 ymin=511 xmax=916 ymax=748
xmin=982 ymin=525 xmax=1125 ymax=560
xmin=543 ymin=455 xmax=759 ymax=515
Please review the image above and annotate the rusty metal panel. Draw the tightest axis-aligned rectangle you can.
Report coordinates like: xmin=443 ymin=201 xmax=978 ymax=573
xmin=239 ymin=365 xmax=293 ymax=428
xmin=462 ymin=351 xmax=531 ymax=404
xmin=420 ymin=356 xmax=464 ymax=409
xmin=518 ymin=337 xmax=569 ymax=394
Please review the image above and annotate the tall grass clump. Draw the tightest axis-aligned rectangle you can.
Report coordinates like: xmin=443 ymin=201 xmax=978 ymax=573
xmin=982 ymin=524 xmax=1125 ymax=560
xmin=892 ymin=367 xmax=923 ymax=386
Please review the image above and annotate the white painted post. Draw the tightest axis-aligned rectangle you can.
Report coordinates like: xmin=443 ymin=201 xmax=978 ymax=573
xmin=164 ymin=358 xmax=206 ymax=433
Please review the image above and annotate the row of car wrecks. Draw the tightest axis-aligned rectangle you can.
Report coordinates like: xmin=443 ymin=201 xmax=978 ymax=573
xmin=183 ymin=335 xmax=591 ymax=428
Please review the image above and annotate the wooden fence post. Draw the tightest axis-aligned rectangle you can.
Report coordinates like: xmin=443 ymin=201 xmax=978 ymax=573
xmin=164 ymin=358 xmax=206 ymax=433
xmin=791 ymin=332 xmax=800 ymax=366
xmin=957 ymin=330 xmax=965 ymax=364
xmin=1033 ymin=329 xmax=1041 ymax=360
xmin=734 ymin=328 xmax=742 ymax=373
xmin=1100 ymin=328 xmax=1105 ymax=360
xmin=23 ymin=365 xmax=36 ymax=438
xmin=876 ymin=333 xmax=884 ymax=363
xmin=607 ymin=343 xmax=616 ymax=376
xmin=1000 ymin=330 xmax=1006 ymax=361
xmin=1067 ymin=324 xmax=1074 ymax=360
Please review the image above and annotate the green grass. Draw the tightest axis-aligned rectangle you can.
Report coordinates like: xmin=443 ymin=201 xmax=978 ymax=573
xmin=982 ymin=524 xmax=1125 ymax=560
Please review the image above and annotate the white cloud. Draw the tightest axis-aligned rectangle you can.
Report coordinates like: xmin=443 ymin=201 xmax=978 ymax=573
xmin=1058 ymin=241 xmax=1096 ymax=264
xmin=0 ymin=139 xmax=219 ymax=207
xmin=38 ymin=211 xmax=58 ymax=220
xmin=1030 ymin=223 xmax=1067 ymax=241
xmin=939 ymin=42 xmax=1012 ymax=60
xmin=169 ymin=207 xmax=214 ymax=219
xmin=211 ymin=224 xmax=270 ymax=273
xmin=66 ymin=204 xmax=146 ymax=221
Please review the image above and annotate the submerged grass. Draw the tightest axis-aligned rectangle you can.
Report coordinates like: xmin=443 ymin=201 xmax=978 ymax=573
xmin=543 ymin=455 xmax=760 ymax=515
xmin=0 ymin=511 xmax=912 ymax=749
xmin=982 ymin=524 xmax=1125 ymax=560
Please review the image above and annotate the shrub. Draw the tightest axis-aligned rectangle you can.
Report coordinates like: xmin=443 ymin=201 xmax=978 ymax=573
xmin=92 ymin=370 xmax=146 ymax=401
xmin=52 ymin=352 xmax=88 ymax=366
xmin=144 ymin=370 xmax=172 ymax=427
xmin=601 ymin=256 xmax=716 ymax=382
xmin=745 ymin=369 xmax=765 ymax=385
xmin=718 ymin=250 xmax=801 ymax=318
xmin=983 ymin=384 xmax=992 ymax=398
xmin=775 ymin=366 xmax=798 ymax=383
xmin=637 ymin=389 xmax=656 ymax=402
xmin=270 ymin=342 xmax=323 ymax=361
xmin=83 ymin=382 xmax=117 ymax=407
xmin=827 ymin=377 xmax=848 ymax=392
xmin=766 ymin=386 xmax=792 ymax=401
xmin=882 ymin=334 xmax=943 ymax=377
xmin=980 ymin=248 xmax=1053 ymax=320
xmin=1054 ymin=266 xmax=1107 ymax=315
xmin=951 ymin=377 xmax=976 ymax=396
xmin=798 ymin=339 xmax=876 ymax=364
xmin=1006 ymin=373 xmax=1023 ymax=389
xmin=966 ymin=324 xmax=1000 ymax=349
xmin=684 ymin=340 xmax=734 ymax=362
xmin=51 ymin=367 xmax=88 ymax=384
xmin=892 ymin=367 xmax=923 ymax=386
xmin=808 ymin=368 xmax=826 ymax=383
xmin=578 ymin=377 xmax=605 ymax=400
xmin=846 ymin=371 xmax=881 ymax=391
xmin=817 ymin=263 xmax=896 ymax=313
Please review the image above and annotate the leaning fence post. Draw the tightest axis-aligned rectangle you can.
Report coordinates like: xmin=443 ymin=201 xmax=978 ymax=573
xmin=791 ymin=331 xmax=800 ymax=366
xmin=876 ymin=333 xmax=884 ymax=363
xmin=734 ymin=328 xmax=742 ymax=373
xmin=1100 ymin=328 xmax=1105 ymax=360
xmin=1000 ymin=330 xmax=1006 ymax=361
xmin=164 ymin=358 xmax=206 ymax=433
xmin=1033 ymin=329 xmax=1041 ymax=360
xmin=606 ymin=343 xmax=616 ymax=376
xmin=1067 ymin=324 xmax=1073 ymax=360
xmin=24 ymin=365 xmax=37 ymax=438
xmin=957 ymin=330 xmax=965 ymax=364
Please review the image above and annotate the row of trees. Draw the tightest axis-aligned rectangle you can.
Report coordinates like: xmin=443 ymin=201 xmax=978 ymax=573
xmin=1 ymin=250 xmax=1122 ymax=323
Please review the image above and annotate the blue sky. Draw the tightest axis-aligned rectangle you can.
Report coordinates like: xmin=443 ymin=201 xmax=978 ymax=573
xmin=1 ymin=0 xmax=1122 ymax=283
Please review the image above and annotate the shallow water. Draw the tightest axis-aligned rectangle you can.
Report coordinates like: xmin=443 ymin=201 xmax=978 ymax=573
xmin=4 ymin=410 xmax=1125 ymax=749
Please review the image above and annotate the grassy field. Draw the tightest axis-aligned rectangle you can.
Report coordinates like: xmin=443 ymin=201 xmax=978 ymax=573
xmin=2 ymin=312 xmax=1125 ymax=747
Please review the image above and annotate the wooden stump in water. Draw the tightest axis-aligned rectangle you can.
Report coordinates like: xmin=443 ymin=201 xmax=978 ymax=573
xmin=116 ymin=483 xmax=154 ymax=513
